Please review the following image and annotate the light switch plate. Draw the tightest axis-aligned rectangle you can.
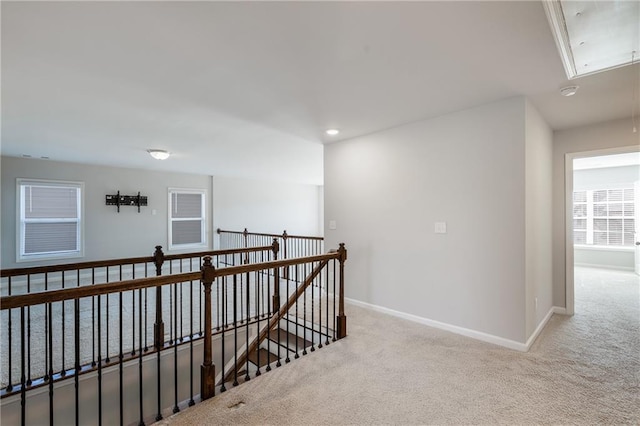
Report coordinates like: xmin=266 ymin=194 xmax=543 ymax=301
xmin=434 ymin=222 xmax=447 ymax=234
xmin=329 ymin=220 xmax=337 ymax=230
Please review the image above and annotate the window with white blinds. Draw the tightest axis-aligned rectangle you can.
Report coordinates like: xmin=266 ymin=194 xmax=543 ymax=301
xmin=573 ymin=187 xmax=635 ymax=247
xmin=168 ymin=189 xmax=206 ymax=249
xmin=17 ymin=179 xmax=83 ymax=261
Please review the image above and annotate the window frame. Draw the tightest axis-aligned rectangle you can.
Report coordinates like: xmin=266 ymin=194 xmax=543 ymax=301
xmin=573 ymin=187 xmax=635 ymax=250
xmin=16 ymin=178 xmax=85 ymax=262
xmin=167 ymin=188 xmax=207 ymax=250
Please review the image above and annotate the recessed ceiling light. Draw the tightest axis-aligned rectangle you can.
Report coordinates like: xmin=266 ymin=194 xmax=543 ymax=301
xmin=560 ymin=85 xmax=579 ymax=97
xmin=325 ymin=129 xmax=340 ymax=136
xmin=147 ymin=149 xmax=170 ymax=160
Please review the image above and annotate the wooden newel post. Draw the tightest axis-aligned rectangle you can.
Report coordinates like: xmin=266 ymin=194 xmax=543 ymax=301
xmin=153 ymin=245 xmax=165 ymax=350
xmin=201 ymin=256 xmax=216 ymax=400
xmin=272 ymin=238 xmax=280 ymax=311
xmin=336 ymin=243 xmax=347 ymax=339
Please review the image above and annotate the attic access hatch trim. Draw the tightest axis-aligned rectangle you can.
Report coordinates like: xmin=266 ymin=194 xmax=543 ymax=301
xmin=543 ymin=0 xmax=640 ymax=80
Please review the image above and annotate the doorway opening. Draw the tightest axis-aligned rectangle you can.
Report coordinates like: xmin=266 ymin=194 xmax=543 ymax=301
xmin=565 ymin=147 xmax=640 ymax=315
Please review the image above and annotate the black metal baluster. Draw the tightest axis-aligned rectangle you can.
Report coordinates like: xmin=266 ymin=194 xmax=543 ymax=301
xmin=179 ymin=260 xmax=184 ymax=342
xmin=97 ymin=294 xmax=103 ymax=426
xmin=294 ymin=265 xmax=300 ymax=359
xmin=310 ymin=262 xmax=316 ymax=352
xmin=302 ymin=262 xmax=308 ymax=356
xmin=318 ymin=266 xmax=323 ymax=349
xmin=20 ymin=306 xmax=26 ymax=426
xmin=325 ymin=263 xmax=330 ymax=346
xmin=333 ymin=260 xmax=337 ymax=342
xmin=119 ymin=290 xmax=124 ymax=426
xmin=132 ymin=264 xmax=136 ymax=356
xmin=285 ymin=264 xmax=290 ymax=364
xmin=224 ymin=270 xmax=229 ymax=329
xmin=74 ymin=298 xmax=80 ymax=426
xmin=6 ymin=277 xmax=12 ymax=392
xmin=105 ymin=268 xmax=110 ymax=364
xmin=138 ymin=287 xmax=145 ymax=426
xmin=255 ymin=270 xmax=262 ymax=377
xmin=244 ymin=271 xmax=251 ymax=382
xmin=220 ymin=276 xmax=227 ymax=393
xmin=48 ymin=301 xmax=53 ymax=426
xmin=44 ymin=274 xmax=49 ymax=383
xmin=188 ymin=277 xmax=195 ymax=407
xmin=266 ymin=271 xmax=272 ymax=372
xmin=240 ymin=267 xmax=245 ymax=324
xmin=144 ymin=262 xmax=149 ymax=352
xmin=61 ymin=272 xmax=66 ymax=377
xmin=173 ymin=281 xmax=180 ymax=414
xmin=233 ymin=275 xmax=239 ymax=386
xmin=91 ymin=269 xmax=97 ymax=367
xmin=169 ymin=263 xmax=174 ymax=345
xmin=26 ymin=275 xmax=32 ymax=386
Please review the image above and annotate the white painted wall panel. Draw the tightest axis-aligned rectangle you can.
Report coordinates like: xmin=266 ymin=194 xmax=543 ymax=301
xmin=325 ymin=97 xmax=527 ymax=343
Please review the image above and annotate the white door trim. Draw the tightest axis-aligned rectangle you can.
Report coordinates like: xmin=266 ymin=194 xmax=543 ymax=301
xmin=564 ymin=145 xmax=640 ymax=316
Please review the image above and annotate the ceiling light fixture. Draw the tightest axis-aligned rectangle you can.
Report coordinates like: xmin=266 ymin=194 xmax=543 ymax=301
xmin=147 ymin=149 xmax=170 ymax=160
xmin=560 ymin=85 xmax=579 ymax=97
xmin=325 ymin=129 xmax=340 ymax=136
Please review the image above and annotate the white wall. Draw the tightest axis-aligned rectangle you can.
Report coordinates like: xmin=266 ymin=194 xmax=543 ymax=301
xmin=552 ymin=118 xmax=639 ymax=307
xmin=325 ymin=97 xmax=529 ymax=344
xmin=524 ymin=100 xmax=553 ymax=339
xmin=1 ymin=157 xmax=212 ymax=268
xmin=212 ymin=176 xmax=323 ymax=247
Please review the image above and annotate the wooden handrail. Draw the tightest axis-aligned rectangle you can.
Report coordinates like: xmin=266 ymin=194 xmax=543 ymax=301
xmin=0 ymin=244 xmax=275 ymax=278
xmin=217 ymin=228 xmax=324 ymax=241
xmin=0 ymin=272 xmax=201 ymax=310
xmin=0 ymin=252 xmax=339 ymax=311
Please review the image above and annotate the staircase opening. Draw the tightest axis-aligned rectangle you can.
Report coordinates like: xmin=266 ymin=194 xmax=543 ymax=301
xmin=1 ymin=231 xmax=346 ymax=425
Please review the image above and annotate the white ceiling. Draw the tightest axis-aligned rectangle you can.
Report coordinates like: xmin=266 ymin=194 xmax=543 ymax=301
xmin=2 ymin=1 xmax=638 ymax=185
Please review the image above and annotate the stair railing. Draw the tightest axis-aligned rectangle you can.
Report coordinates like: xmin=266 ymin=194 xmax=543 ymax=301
xmin=0 ymin=243 xmax=347 ymax=426
xmin=217 ymin=228 xmax=324 ymax=262
xmin=0 ymin=243 xmax=277 ymax=397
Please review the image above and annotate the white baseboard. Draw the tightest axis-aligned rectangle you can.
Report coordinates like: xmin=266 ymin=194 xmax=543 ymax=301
xmin=345 ymin=297 xmax=530 ymax=352
xmin=552 ymin=306 xmax=567 ymax=315
xmin=524 ymin=307 xmax=555 ymax=350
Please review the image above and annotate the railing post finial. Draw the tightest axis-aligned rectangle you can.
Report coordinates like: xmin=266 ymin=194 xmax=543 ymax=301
xmin=338 ymin=243 xmax=347 ymax=263
xmin=282 ymin=230 xmax=288 ymax=240
xmin=153 ymin=245 xmax=165 ymax=276
xmin=201 ymin=256 xmax=215 ymax=284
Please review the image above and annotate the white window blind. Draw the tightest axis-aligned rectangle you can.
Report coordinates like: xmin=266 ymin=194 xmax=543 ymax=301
xmin=18 ymin=179 xmax=83 ymax=261
xmin=573 ymin=187 xmax=635 ymax=247
xmin=169 ymin=189 xmax=205 ymax=249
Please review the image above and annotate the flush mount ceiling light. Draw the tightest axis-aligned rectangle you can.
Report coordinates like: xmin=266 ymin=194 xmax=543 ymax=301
xmin=325 ymin=129 xmax=340 ymax=136
xmin=560 ymin=85 xmax=579 ymax=96
xmin=543 ymin=0 xmax=640 ymax=79
xmin=147 ymin=149 xmax=170 ymax=160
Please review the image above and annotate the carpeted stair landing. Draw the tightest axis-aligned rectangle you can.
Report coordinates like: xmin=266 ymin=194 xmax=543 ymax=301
xmin=160 ymin=267 xmax=639 ymax=424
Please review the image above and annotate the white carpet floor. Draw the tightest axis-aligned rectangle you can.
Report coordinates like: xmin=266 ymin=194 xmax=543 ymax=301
xmin=161 ymin=266 xmax=639 ymax=425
